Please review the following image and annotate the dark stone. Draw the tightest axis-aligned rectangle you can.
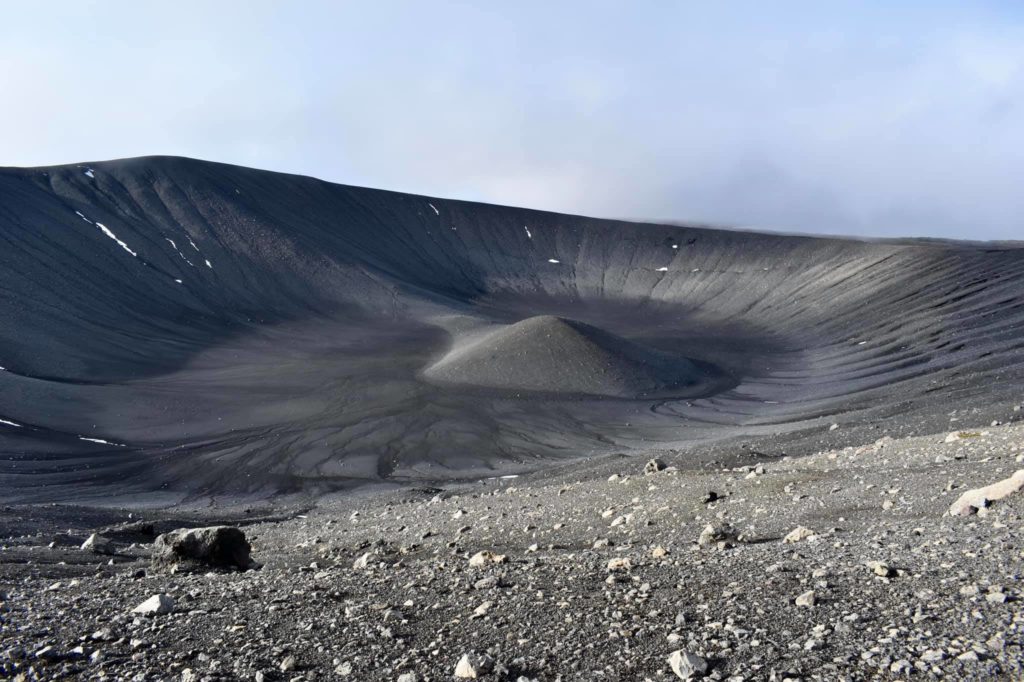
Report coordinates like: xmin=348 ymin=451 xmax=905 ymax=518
xmin=644 ymin=458 xmax=667 ymax=474
xmin=153 ymin=526 xmax=254 ymax=571
xmin=101 ymin=520 xmax=157 ymax=542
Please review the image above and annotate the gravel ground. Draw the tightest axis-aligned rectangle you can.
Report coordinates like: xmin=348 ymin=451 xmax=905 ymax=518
xmin=2 ymin=422 xmax=1023 ymax=681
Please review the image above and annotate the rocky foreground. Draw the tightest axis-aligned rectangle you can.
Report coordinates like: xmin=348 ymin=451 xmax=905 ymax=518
xmin=2 ymin=423 xmax=1024 ymax=681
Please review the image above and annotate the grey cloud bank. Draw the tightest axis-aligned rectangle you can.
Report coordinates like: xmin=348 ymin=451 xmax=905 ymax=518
xmin=1 ymin=1 xmax=1021 ymax=240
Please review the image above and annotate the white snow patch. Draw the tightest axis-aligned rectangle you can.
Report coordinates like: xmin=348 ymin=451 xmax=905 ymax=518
xmin=78 ymin=436 xmax=125 ymax=447
xmin=95 ymin=223 xmax=138 ymax=257
xmin=548 ymin=258 xmax=560 ymax=264
xmin=428 ymin=203 xmax=439 ymax=215
xmin=77 ymin=211 xmax=137 ymax=257
xmin=84 ymin=168 xmax=95 ymax=178
xmin=205 ymin=259 xmax=212 ymax=269
xmin=524 ymin=226 xmax=532 ymax=239
xmin=656 ymin=267 xmax=669 ymax=272
xmin=672 ymin=244 xmax=679 ymax=249
xmin=166 ymin=238 xmax=195 ymax=266
xmin=174 ymin=279 xmax=183 ymax=284
xmin=187 ymin=237 xmax=200 ymax=251
xmin=0 ymin=418 xmax=21 ymax=428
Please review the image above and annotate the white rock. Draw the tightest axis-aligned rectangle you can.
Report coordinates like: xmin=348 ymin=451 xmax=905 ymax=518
xmin=890 ymin=660 xmax=912 ymax=674
xmin=867 ymin=561 xmax=895 ymax=577
xmin=795 ymin=590 xmax=816 ymax=607
xmin=34 ymin=645 xmax=57 ymax=660
xmin=782 ymin=526 xmax=815 ymax=544
xmin=353 ymin=552 xmax=373 ymax=569
xmin=698 ymin=523 xmax=737 ymax=548
xmin=454 ymin=652 xmax=494 ymax=678
xmin=949 ymin=470 xmax=1024 ymax=516
xmin=81 ymin=533 xmax=113 ymax=554
xmin=667 ymin=650 xmax=708 ymax=679
xmin=132 ymin=593 xmax=174 ymax=615
xmin=468 ymin=550 xmax=507 ymax=567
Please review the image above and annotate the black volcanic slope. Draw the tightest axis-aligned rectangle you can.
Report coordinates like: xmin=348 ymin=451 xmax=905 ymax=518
xmin=1 ymin=156 xmax=1023 ymax=502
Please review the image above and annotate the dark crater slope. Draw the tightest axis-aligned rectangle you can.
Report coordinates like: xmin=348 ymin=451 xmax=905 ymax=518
xmin=1 ymin=156 xmax=1023 ymax=502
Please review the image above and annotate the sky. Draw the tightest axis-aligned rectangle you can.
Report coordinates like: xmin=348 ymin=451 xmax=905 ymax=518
xmin=2 ymin=1 xmax=1022 ymax=240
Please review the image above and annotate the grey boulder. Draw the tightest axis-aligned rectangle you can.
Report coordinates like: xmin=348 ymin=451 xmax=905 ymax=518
xmin=153 ymin=526 xmax=254 ymax=570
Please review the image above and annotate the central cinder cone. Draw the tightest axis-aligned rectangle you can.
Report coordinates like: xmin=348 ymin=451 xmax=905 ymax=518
xmin=423 ymin=315 xmax=714 ymax=398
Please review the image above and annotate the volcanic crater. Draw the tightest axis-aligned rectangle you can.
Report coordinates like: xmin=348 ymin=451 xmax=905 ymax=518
xmin=1 ymin=156 xmax=1023 ymax=502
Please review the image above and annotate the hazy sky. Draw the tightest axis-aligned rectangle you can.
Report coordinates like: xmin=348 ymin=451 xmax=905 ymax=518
xmin=2 ymin=2 xmax=1022 ymax=240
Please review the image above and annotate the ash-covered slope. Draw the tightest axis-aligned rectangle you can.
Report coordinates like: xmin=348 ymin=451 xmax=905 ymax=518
xmin=423 ymin=315 xmax=724 ymax=398
xmin=1 ymin=156 xmax=1022 ymax=502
